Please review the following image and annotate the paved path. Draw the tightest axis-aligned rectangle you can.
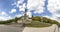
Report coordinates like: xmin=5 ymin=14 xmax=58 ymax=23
xmin=59 ymin=28 xmax=60 ymax=32
xmin=0 ymin=24 xmax=24 ymax=32
xmin=23 ymin=24 xmax=59 ymax=32
xmin=0 ymin=24 xmax=60 ymax=32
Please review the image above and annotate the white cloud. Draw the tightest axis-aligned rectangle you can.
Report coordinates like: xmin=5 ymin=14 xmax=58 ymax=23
xmin=0 ymin=12 xmax=8 ymax=16
xmin=45 ymin=15 xmax=56 ymax=20
xmin=8 ymin=16 xmax=12 ymax=19
xmin=50 ymin=14 xmax=60 ymax=23
xmin=47 ymin=0 xmax=60 ymax=17
xmin=12 ymin=0 xmax=45 ymax=13
xmin=47 ymin=0 xmax=60 ymax=22
xmin=16 ymin=0 xmax=24 ymax=7
xmin=0 ymin=16 xmax=12 ymax=21
xmin=15 ymin=14 xmax=24 ymax=18
xmin=27 ymin=0 xmax=45 ymax=13
xmin=12 ymin=0 xmax=25 ymax=7
xmin=43 ymin=15 xmax=60 ymax=22
xmin=27 ymin=0 xmax=45 ymax=9
xmin=19 ymin=7 xmax=25 ymax=11
xmin=34 ymin=7 xmax=44 ymax=13
xmin=15 ymin=11 xmax=32 ymax=18
xmin=11 ymin=2 xmax=16 ymax=6
xmin=12 ymin=0 xmax=26 ymax=12
xmin=0 ymin=12 xmax=12 ymax=21
xmin=1 ymin=12 xmax=7 ymax=15
xmin=19 ymin=3 xmax=26 ymax=11
xmin=19 ymin=5 xmax=25 ymax=11
xmin=17 ymin=0 xmax=24 ymax=4
xmin=26 ymin=11 xmax=32 ymax=18
xmin=11 ymin=9 xmax=16 ymax=13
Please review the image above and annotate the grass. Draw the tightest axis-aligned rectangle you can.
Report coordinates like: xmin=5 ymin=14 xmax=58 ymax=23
xmin=25 ymin=21 xmax=52 ymax=28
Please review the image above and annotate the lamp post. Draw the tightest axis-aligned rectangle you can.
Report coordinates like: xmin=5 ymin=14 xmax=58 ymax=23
xmin=22 ymin=8 xmax=27 ymax=27
xmin=22 ymin=0 xmax=28 ymax=27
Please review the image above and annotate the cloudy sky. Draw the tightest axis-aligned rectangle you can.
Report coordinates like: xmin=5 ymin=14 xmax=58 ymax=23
xmin=0 ymin=0 xmax=60 ymax=22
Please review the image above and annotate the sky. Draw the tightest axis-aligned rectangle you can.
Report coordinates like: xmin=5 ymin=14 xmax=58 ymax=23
xmin=0 ymin=0 xmax=60 ymax=22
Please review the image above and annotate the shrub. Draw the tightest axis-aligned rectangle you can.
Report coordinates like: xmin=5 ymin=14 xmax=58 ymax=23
xmin=32 ymin=16 xmax=41 ymax=21
xmin=57 ymin=23 xmax=60 ymax=27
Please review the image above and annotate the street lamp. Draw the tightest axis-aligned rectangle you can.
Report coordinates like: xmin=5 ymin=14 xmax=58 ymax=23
xmin=22 ymin=7 xmax=27 ymax=27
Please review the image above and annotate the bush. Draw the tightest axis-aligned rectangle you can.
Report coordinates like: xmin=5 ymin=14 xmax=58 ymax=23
xmin=42 ymin=17 xmax=60 ymax=27
xmin=0 ymin=20 xmax=12 ymax=24
xmin=57 ymin=23 xmax=60 ymax=27
xmin=25 ymin=21 xmax=52 ymax=27
xmin=32 ymin=16 xmax=41 ymax=21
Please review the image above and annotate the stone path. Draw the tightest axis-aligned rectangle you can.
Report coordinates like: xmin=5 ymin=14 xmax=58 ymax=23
xmin=0 ymin=24 xmax=60 ymax=32
xmin=0 ymin=24 xmax=24 ymax=32
xmin=23 ymin=24 xmax=59 ymax=32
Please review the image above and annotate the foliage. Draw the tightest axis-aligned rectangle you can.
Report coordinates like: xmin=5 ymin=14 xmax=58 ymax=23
xmin=0 ymin=17 xmax=21 ymax=24
xmin=25 ymin=21 xmax=52 ymax=27
xmin=32 ymin=16 xmax=41 ymax=21
xmin=57 ymin=23 xmax=60 ymax=27
xmin=43 ymin=17 xmax=49 ymax=23
xmin=0 ymin=20 xmax=12 ymax=24
xmin=0 ymin=16 xmax=60 ymax=27
xmin=43 ymin=17 xmax=58 ymax=24
xmin=32 ymin=16 xmax=60 ymax=27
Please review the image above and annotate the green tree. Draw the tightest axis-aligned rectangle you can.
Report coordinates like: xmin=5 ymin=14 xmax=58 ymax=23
xmin=14 ymin=17 xmax=18 ymax=23
xmin=32 ymin=16 xmax=41 ymax=21
xmin=43 ymin=17 xmax=49 ymax=23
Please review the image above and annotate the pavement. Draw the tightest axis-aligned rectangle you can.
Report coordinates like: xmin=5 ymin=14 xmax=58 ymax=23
xmin=0 ymin=24 xmax=60 ymax=32
xmin=23 ymin=24 xmax=59 ymax=32
xmin=0 ymin=24 xmax=24 ymax=32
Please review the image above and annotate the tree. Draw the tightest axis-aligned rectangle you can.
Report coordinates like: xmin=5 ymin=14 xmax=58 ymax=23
xmin=32 ymin=16 xmax=41 ymax=21
xmin=43 ymin=17 xmax=49 ymax=23
xmin=14 ymin=17 xmax=18 ymax=23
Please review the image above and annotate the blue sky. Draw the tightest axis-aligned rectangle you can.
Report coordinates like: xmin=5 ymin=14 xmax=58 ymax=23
xmin=0 ymin=0 xmax=60 ymax=22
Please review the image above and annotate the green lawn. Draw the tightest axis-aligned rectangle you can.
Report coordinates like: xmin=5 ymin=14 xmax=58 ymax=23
xmin=25 ymin=21 xmax=52 ymax=28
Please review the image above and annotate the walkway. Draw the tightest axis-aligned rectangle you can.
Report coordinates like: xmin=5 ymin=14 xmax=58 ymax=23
xmin=0 ymin=24 xmax=24 ymax=32
xmin=23 ymin=24 xmax=59 ymax=32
